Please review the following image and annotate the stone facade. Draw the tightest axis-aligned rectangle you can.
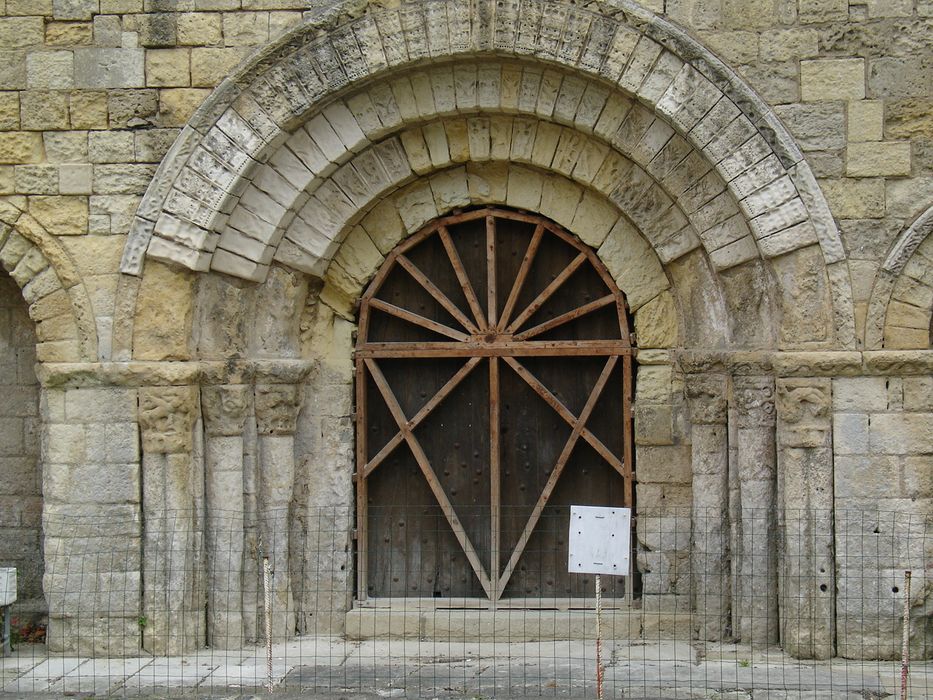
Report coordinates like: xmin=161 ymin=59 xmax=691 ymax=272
xmin=0 ymin=0 xmax=929 ymax=661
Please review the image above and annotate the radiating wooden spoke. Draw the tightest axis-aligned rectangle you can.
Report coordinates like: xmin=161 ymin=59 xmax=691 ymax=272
xmin=503 ymin=356 xmax=627 ymax=478
xmin=368 ymin=298 xmax=470 ymax=341
xmin=356 ymin=339 xmax=632 ymax=358
xmin=361 ymin=357 xmax=482 ymax=479
xmin=514 ymin=294 xmax=617 ymax=341
xmin=505 ymin=252 xmax=587 ymax=334
xmin=438 ymin=225 xmax=487 ymax=330
xmin=486 ymin=215 xmax=497 ymax=328
xmin=498 ymin=224 xmax=544 ymax=331
xmin=364 ymin=359 xmax=494 ymax=598
xmin=497 ymin=357 xmax=618 ymax=597
xmin=396 ymin=254 xmax=480 ymax=334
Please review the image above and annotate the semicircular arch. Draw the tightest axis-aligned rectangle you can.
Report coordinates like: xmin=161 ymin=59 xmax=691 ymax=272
xmin=118 ymin=0 xmax=854 ymax=351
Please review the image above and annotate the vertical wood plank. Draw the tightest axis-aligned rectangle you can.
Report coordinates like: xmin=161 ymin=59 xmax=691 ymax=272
xmin=489 ymin=356 xmax=501 ymax=601
xmin=355 ymin=357 xmax=368 ymax=601
xmin=486 ymin=215 xmax=497 ymax=328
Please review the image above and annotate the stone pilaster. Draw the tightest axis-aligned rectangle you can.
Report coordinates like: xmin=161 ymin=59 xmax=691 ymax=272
xmin=776 ymin=378 xmax=835 ymax=659
xmin=201 ymin=384 xmax=249 ymax=649
xmin=138 ymin=385 xmax=201 ymax=655
xmin=734 ymin=376 xmax=778 ymax=645
xmin=254 ymin=382 xmax=303 ymax=641
xmin=686 ymin=373 xmax=730 ymax=641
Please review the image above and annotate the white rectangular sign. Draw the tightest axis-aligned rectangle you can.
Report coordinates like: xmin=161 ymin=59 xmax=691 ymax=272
xmin=567 ymin=506 xmax=631 ymax=576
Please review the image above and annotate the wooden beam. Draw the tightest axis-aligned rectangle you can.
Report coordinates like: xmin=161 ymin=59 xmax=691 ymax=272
xmin=364 ymin=359 xmax=494 ymax=598
xmin=356 ymin=340 xmax=633 ymax=358
xmin=396 ymin=254 xmax=479 ymax=335
xmin=514 ymin=294 xmax=616 ymax=341
xmin=361 ymin=357 xmax=482 ymax=479
xmin=503 ymin=356 xmax=627 ymax=477
xmin=498 ymin=224 xmax=544 ymax=332
xmin=438 ymin=225 xmax=487 ymax=331
xmin=497 ymin=357 xmax=618 ymax=597
xmin=506 ymin=252 xmax=587 ymax=334
xmin=368 ymin=298 xmax=470 ymax=341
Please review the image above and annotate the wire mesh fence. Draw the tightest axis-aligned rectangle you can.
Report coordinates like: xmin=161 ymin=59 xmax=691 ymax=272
xmin=1 ymin=506 xmax=930 ymax=697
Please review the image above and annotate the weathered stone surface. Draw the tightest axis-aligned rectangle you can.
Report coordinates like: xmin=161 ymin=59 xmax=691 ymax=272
xmin=132 ymin=261 xmax=194 ymax=361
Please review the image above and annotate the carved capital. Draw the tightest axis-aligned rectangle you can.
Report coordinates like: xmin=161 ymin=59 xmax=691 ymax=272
xmin=685 ymin=374 xmax=728 ymax=425
xmin=734 ymin=376 xmax=776 ymax=429
xmin=201 ymin=384 xmax=249 ymax=437
xmin=776 ymin=378 xmax=831 ymax=448
xmin=254 ymin=383 xmax=303 ymax=436
xmin=138 ymin=385 xmax=198 ymax=454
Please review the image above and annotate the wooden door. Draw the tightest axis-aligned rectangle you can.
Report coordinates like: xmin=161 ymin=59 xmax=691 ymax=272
xmin=355 ymin=208 xmax=633 ymax=602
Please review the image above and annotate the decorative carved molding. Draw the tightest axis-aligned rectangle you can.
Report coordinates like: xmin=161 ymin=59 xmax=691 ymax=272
xmin=685 ymin=374 xmax=728 ymax=425
xmin=138 ymin=385 xmax=199 ymax=454
xmin=254 ymin=383 xmax=303 ymax=436
xmin=734 ymin=376 xmax=776 ymax=429
xmin=201 ymin=384 xmax=250 ymax=437
xmin=776 ymin=378 xmax=831 ymax=448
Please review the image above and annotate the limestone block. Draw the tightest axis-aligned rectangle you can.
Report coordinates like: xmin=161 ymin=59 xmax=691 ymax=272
xmin=801 ymin=59 xmax=865 ymax=102
xmin=569 ymin=190 xmax=617 ymax=248
xmin=636 ymin=445 xmax=691 ymax=484
xmin=430 ymin=167 xmax=469 ymax=212
xmin=394 ymin=181 xmax=438 ymax=233
xmin=846 ymin=142 xmax=911 ymax=177
xmin=598 ymin=218 xmax=668 ymax=312
xmin=159 ymin=88 xmax=210 ymax=127
xmin=903 ymin=377 xmax=933 ymax=411
xmin=132 ymin=261 xmax=194 ymax=361
xmin=819 ymin=178 xmax=885 ymax=219
xmin=68 ymin=90 xmax=107 ymax=130
xmin=506 ymin=165 xmax=543 ymax=211
xmin=634 ymin=403 xmax=673 ymax=446
xmin=443 ymin=119 xmax=469 ymax=163
xmin=0 ymin=132 xmax=43 ymax=164
xmin=869 ymin=56 xmax=929 ymax=99
xmin=869 ymin=413 xmax=933 ymax=454
xmin=19 ymin=91 xmax=70 ymax=131
xmin=29 ymin=196 xmax=88 ymax=236
xmin=833 ymin=413 xmax=869 ymax=455
xmin=834 ymin=454 xmax=899 ymax=499
xmin=91 ymin=15 xmax=121 ymax=47
xmin=177 ymin=12 xmax=223 ymax=46
xmin=636 ymin=365 xmax=673 ymax=404
xmin=0 ymin=92 xmax=19 ymax=131
xmin=773 ymin=103 xmax=845 ymax=152
xmin=634 ymin=291 xmax=678 ymax=348
xmin=539 ymin=176 xmax=581 ymax=231
xmin=222 ymin=11 xmax=269 ymax=46
xmin=847 ymin=100 xmax=883 ymax=142
xmin=698 ymin=30 xmax=758 ymax=65
xmin=465 ymin=161 xmax=508 ymax=205
xmin=46 ymin=460 xmax=140 ymax=504
xmin=759 ymin=29 xmax=819 ymax=62
xmin=190 ymin=47 xmax=246 ymax=87
xmin=798 ymin=0 xmax=848 ymax=23
xmin=903 ymin=455 xmax=933 ymax=498
xmin=45 ymin=423 xmax=85 ymax=464
xmin=832 ymin=377 xmax=888 ymax=412
xmin=74 ymin=49 xmax=144 ymax=89
xmin=145 ymin=49 xmax=191 ymax=88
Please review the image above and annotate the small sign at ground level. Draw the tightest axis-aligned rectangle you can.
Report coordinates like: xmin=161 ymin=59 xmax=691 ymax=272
xmin=567 ymin=506 xmax=631 ymax=575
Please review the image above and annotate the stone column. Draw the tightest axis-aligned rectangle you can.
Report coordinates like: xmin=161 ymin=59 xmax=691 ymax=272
xmin=201 ymin=384 xmax=249 ymax=649
xmin=734 ymin=376 xmax=778 ymax=645
xmin=254 ymin=382 xmax=303 ymax=641
xmin=686 ymin=373 xmax=731 ymax=641
xmin=776 ymin=378 xmax=835 ymax=659
xmin=138 ymin=385 xmax=201 ymax=655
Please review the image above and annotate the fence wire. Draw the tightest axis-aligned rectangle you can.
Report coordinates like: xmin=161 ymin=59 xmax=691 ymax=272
xmin=1 ymin=506 xmax=930 ymax=698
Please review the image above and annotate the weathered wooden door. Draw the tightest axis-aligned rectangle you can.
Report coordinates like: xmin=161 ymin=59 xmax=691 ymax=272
xmin=355 ymin=208 xmax=633 ymax=602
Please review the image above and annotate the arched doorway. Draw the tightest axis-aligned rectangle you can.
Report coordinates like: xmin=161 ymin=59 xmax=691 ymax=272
xmin=0 ymin=268 xmax=43 ymax=628
xmin=355 ymin=207 xmax=634 ymax=604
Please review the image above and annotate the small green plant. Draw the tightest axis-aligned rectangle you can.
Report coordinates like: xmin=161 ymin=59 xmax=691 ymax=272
xmin=138 ymin=615 xmax=148 ymax=629
xmin=739 ymin=658 xmax=750 ymax=668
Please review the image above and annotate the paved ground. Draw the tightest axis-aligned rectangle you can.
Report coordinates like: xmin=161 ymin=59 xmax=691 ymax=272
xmin=1 ymin=638 xmax=930 ymax=698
